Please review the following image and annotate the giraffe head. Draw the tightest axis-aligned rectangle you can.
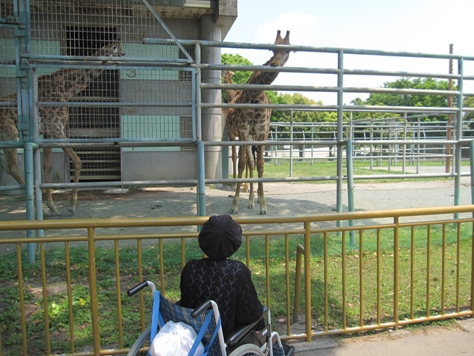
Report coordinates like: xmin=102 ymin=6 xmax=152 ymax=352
xmin=95 ymin=39 xmax=126 ymax=58
xmin=269 ymin=30 xmax=291 ymax=67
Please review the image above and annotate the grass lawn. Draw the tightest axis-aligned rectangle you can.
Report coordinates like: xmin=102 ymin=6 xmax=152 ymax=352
xmin=0 ymin=220 xmax=472 ymax=354
xmin=263 ymin=158 xmax=469 ymax=183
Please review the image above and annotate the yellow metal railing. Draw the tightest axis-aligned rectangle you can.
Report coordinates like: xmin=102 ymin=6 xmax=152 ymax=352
xmin=0 ymin=206 xmax=473 ymax=355
xmin=292 ymin=206 xmax=474 ymax=341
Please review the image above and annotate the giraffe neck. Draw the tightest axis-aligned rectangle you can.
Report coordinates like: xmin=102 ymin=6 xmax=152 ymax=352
xmin=60 ymin=67 xmax=104 ymax=95
xmin=247 ymin=62 xmax=279 ymax=86
xmin=39 ymin=67 xmax=106 ymax=100
xmin=240 ymin=61 xmax=280 ymax=102
xmin=39 ymin=41 xmax=123 ymax=100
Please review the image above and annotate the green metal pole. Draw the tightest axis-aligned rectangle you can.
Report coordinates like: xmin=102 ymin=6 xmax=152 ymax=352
xmin=274 ymin=127 xmax=278 ymax=165
xmin=17 ymin=0 xmax=36 ymax=262
xmin=290 ymin=110 xmax=294 ymax=177
xmin=24 ymin=143 xmax=36 ymax=262
xmin=346 ymin=140 xmax=355 ymax=247
xmin=336 ymin=50 xmax=344 ymax=215
xmin=304 ymin=221 xmax=312 ymax=342
xmin=470 ymin=140 xmax=474 ymax=205
xmin=454 ymin=58 xmax=464 ymax=218
xmin=32 ymin=70 xmax=45 ymax=237
xmin=195 ymin=43 xmax=206 ymax=217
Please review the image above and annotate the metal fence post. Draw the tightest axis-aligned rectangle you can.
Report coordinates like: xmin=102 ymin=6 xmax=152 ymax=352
xmin=195 ymin=42 xmax=206 ymax=217
xmin=454 ymin=58 xmax=464 ymax=215
xmin=87 ymin=227 xmax=101 ymax=355
xmin=304 ymin=221 xmax=312 ymax=342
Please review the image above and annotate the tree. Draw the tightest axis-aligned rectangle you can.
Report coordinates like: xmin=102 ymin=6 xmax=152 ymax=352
xmin=221 ymin=53 xmax=253 ymax=84
xmin=349 ymin=77 xmax=458 ymax=142
xmin=351 ymin=77 xmax=453 ymax=122
xmin=271 ymin=93 xmax=339 ymax=140
xmin=463 ymin=96 xmax=474 ymax=134
xmin=369 ymin=78 xmax=449 ymax=107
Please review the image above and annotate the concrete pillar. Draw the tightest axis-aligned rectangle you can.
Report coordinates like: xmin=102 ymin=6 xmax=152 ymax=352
xmin=200 ymin=14 xmax=223 ymax=184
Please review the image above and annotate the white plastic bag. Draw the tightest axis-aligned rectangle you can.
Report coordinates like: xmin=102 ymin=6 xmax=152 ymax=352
xmin=149 ymin=320 xmax=205 ymax=356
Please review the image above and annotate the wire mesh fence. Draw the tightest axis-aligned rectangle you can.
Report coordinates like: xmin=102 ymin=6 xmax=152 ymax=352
xmin=1 ymin=0 xmax=196 ymax=183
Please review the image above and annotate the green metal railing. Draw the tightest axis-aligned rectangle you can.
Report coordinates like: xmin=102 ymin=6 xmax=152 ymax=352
xmin=0 ymin=206 xmax=473 ymax=355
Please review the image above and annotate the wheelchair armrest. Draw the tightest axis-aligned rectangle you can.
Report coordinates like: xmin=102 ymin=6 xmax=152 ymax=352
xmin=225 ymin=306 xmax=269 ymax=347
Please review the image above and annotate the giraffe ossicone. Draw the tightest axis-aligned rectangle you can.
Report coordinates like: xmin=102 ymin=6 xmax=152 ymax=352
xmin=0 ymin=40 xmax=125 ymax=215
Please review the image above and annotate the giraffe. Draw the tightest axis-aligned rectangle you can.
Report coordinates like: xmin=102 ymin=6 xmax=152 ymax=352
xmin=222 ymin=70 xmax=258 ymax=193
xmin=223 ymin=70 xmax=248 ymax=192
xmin=229 ymin=30 xmax=290 ymax=215
xmin=0 ymin=40 xmax=125 ymax=215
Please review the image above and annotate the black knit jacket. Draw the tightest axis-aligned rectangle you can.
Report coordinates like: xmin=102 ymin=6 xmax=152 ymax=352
xmin=180 ymin=258 xmax=264 ymax=337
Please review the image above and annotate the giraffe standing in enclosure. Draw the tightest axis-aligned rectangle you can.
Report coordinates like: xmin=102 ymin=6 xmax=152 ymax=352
xmin=0 ymin=41 xmax=125 ymax=214
xmin=229 ymin=30 xmax=291 ymax=215
xmin=222 ymin=70 xmax=241 ymax=183
xmin=223 ymin=70 xmax=255 ymax=192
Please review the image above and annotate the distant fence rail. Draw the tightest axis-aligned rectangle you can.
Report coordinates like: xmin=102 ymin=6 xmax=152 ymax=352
xmin=0 ymin=206 xmax=473 ymax=355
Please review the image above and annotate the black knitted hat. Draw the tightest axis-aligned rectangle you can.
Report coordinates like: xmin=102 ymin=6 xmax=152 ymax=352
xmin=198 ymin=214 xmax=243 ymax=260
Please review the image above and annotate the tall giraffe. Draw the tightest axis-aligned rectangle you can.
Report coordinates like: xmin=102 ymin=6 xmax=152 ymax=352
xmin=229 ymin=30 xmax=291 ymax=215
xmin=223 ymin=70 xmax=259 ymax=193
xmin=0 ymin=40 xmax=125 ymax=214
xmin=222 ymin=70 xmax=249 ymax=192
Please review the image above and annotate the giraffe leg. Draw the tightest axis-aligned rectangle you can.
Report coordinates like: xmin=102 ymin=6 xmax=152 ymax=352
xmin=256 ymin=145 xmax=267 ymax=215
xmin=232 ymin=144 xmax=249 ymax=192
xmin=242 ymin=156 xmax=250 ymax=193
xmin=231 ymin=144 xmax=238 ymax=188
xmin=42 ymin=147 xmax=59 ymax=215
xmin=2 ymin=119 xmax=24 ymax=185
xmin=3 ymin=148 xmax=25 ymax=185
xmin=229 ymin=145 xmax=246 ymax=214
xmin=63 ymin=147 xmax=81 ymax=214
xmin=246 ymin=145 xmax=256 ymax=210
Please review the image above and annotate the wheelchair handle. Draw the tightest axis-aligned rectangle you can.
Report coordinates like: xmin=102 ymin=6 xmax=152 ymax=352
xmin=127 ymin=280 xmax=150 ymax=297
xmin=191 ymin=300 xmax=212 ymax=318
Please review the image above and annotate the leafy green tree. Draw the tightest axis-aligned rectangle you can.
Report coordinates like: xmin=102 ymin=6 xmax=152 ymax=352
xmin=271 ymin=93 xmax=339 ymax=140
xmin=463 ymin=96 xmax=474 ymax=134
xmin=351 ymin=77 xmax=453 ymax=122
xmin=364 ymin=78 xmax=450 ymax=108
xmin=352 ymin=77 xmax=452 ymax=108
xmin=221 ymin=53 xmax=253 ymax=84
xmin=350 ymin=77 xmax=458 ymax=140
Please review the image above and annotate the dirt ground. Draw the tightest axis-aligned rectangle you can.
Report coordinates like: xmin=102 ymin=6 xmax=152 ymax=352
xmin=0 ymin=174 xmax=471 ymax=245
xmin=0 ymin=176 xmax=471 ymax=223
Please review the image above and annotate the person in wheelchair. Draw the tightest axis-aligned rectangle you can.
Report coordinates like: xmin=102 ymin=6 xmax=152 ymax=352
xmin=126 ymin=214 xmax=294 ymax=355
xmin=180 ymin=214 xmax=265 ymax=339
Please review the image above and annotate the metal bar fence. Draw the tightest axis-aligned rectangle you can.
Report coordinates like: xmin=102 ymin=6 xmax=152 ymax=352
xmin=0 ymin=205 xmax=473 ymax=355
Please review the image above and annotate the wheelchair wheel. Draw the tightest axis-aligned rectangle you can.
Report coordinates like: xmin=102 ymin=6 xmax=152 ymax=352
xmin=228 ymin=343 xmax=265 ymax=356
xmin=127 ymin=326 xmax=151 ymax=356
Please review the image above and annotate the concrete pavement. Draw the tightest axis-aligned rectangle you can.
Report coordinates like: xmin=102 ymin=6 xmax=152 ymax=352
xmin=291 ymin=319 xmax=474 ymax=355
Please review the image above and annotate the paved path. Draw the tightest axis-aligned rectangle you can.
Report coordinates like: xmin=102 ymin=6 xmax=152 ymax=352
xmin=292 ymin=319 xmax=474 ymax=355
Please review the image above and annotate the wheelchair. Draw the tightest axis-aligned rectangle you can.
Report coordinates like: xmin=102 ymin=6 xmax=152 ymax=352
xmin=127 ymin=280 xmax=292 ymax=356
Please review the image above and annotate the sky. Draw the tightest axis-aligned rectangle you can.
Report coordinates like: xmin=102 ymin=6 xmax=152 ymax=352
xmin=221 ymin=0 xmax=474 ymax=104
